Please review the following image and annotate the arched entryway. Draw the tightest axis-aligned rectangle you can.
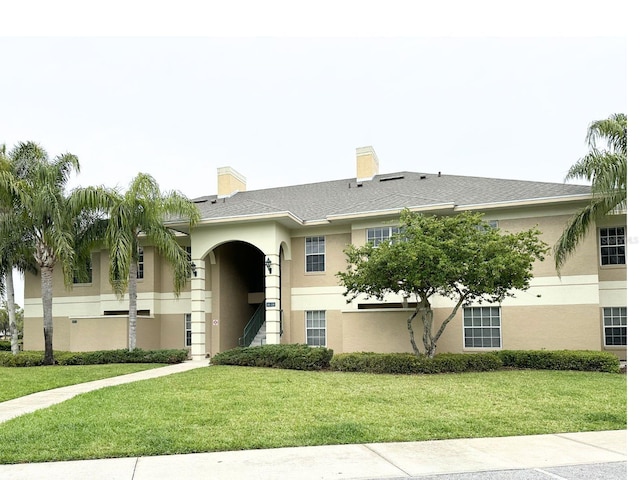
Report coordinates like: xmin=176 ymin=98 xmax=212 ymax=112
xmin=211 ymin=241 xmax=266 ymax=352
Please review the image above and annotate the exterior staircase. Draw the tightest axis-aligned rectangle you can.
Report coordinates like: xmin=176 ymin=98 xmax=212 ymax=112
xmin=238 ymin=301 xmax=266 ymax=347
xmin=249 ymin=321 xmax=267 ymax=347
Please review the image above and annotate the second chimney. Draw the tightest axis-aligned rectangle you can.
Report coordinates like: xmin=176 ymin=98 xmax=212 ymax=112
xmin=356 ymin=146 xmax=379 ymax=181
xmin=217 ymin=167 xmax=246 ymax=197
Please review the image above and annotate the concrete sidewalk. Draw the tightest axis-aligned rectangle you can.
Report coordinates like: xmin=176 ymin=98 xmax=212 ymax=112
xmin=0 ymin=359 xmax=211 ymax=423
xmin=0 ymin=430 xmax=627 ymax=480
xmin=0 ymin=361 xmax=628 ymax=479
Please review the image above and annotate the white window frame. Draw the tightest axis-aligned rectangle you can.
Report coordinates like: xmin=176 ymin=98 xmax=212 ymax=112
xmin=305 ymin=310 xmax=326 ymax=347
xmin=366 ymin=226 xmax=400 ymax=247
xmin=602 ymin=307 xmax=626 ymax=347
xmin=305 ymin=236 xmax=325 ymax=273
xmin=185 ymin=313 xmax=192 ymax=347
xmin=137 ymin=247 xmax=144 ymax=279
xmin=463 ymin=306 xmax=502 ymax=349
xmin=599 ymin=227 xmax=626 ymax=266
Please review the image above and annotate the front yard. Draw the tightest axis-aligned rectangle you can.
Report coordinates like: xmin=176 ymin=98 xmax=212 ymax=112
xmin=0 ymin=365 xmax=626 ymax=464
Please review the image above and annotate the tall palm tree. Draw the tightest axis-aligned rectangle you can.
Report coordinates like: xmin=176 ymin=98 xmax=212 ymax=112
xmin=105 ymin=173 xmax=200 ymax=351
xmin=1 ymin=144 xmax=37 ymax=354
xmin=554 ymin=113 xmax=627 ymax=271
xmin=8 ymin=142 xmax=112 ymax=364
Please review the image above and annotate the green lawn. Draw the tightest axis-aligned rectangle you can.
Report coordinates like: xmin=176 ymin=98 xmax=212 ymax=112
xmin=0 ymin=366 xmax=626 ymax=464
xmin=0 ymin=364 xmax=165 ymax=402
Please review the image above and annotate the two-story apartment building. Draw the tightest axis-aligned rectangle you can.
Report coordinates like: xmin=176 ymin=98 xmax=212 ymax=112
xmin=22 ymin=146 xmax=627 ymax=360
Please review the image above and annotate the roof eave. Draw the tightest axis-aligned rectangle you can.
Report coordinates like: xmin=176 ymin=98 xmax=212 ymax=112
xmin=326 ymin=203 xmax=457 ymax=222
xmin=457 ymin=193 xmax=593 ymax=211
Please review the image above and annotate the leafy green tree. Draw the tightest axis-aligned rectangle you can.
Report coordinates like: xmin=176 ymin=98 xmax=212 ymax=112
xmin=0 ymin=300 xmax=24 ymax=340
xmin=554 ymin=113 xmax=627 ymax=271
xmin=338 ymin=210 xmax=548 ymax=357
xmin=7 ymin=142 xmax=112 ymax=364
xmin=105 ymin=173 xmax=200 ymax=351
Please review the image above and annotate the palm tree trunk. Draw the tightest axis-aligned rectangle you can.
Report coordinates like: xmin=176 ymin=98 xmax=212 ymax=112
xmin=40 ymin=265 xmax=54 ymax=365
xmin=128 ymin=260 xmax=137 ymax=351
xmin=6 ymin=268 xmax=19 ymax=355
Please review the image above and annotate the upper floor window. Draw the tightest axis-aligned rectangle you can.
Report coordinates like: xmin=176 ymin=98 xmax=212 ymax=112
xmin=603 ymin=307 xmax=626 ymax=346
xmin=367 ymin=226 xmax=400 ymax=247
xmin=600 ymin=227 xmax=625 ymax=266
xmin=305 ymin=236 xmax=325 ymax=272
xmin=463 ymin=306 xmax=501 ymax=348
xmin=73 ymin=258 xmax=93 ymax=284
xmin=476 ymin=220 xmax=498 ymax=231
xmin=137 ymin=247 xmax=144 ymax=279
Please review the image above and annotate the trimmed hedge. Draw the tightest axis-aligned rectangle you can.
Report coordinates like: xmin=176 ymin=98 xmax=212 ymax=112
xmin=330 ymin=350 xmax=622 ymax=375
xmin=496 ymin=349 xmax=621 ymax=373
xmin=0 ymin=340 xmax=11 ymax=351
xmin=0 ymin=348 xmax=189 ymax=367
xmin=211 ymin=344 xmax=333 ymax=371
xmin=330 ymin=352 xmax=503 ymax=374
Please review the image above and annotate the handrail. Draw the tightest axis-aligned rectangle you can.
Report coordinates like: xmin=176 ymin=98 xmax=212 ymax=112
xmin=238 ymin=300 xmax=266 ymax=347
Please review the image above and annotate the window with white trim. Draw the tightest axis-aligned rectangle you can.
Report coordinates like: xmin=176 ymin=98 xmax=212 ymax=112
xmin=476 ymin=220 xmax=498 ymax=231
xmin=305 ymin=236 xmax=325 ymax=272
xmin=305 ymin=310 xmax=326 ymax=346
xmin=463 ymin=307 xmax=501 ymax=348
xmin=603 ymin=307 xmax=626 ymax=346
xmin=366 ymin=226 xmax=400 ymax=247
xmin=599 ymin=227 xmax=626 ymax=266
xmin=137 ymin=247 xmax=144 ymax=279
xmin=185 ymin=313 xmax=192 ymax=347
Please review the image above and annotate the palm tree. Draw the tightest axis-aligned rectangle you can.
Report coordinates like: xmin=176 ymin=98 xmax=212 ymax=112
xmin=0 ymin=209 xmax=36 ymax=355
xmin=105 ymin=173 xmax=200 ymax=351
xmin=8 ymin=142 xmax=112 ymax=364
xmin=554 ymin=113 xmax=627 ymax=271
xmin=1 ymin=144 xmax=37 ymax=354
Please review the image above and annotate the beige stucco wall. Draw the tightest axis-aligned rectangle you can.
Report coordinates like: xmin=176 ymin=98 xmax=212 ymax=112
xmin=290 ymin=232 xmax=351 ymax=288
xmin=300 ymin=303 xmax=604 ymax=355
xmin=21 ymin=205 xmax=627 ymax=358
xmin=69 ymin=316 xmax=128 ymax=351
xmin=23 ymin=316 xmax=71 ymax=351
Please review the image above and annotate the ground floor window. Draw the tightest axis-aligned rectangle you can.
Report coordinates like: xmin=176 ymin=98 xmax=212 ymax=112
xmin=603 ymin=307 xmax=626 ymax=346
xmin=185 ymin=313 xmax=192 ymax=347
xmin=463 ymin=306 xmax=501 ymax=348
xmin=305 ymin=310 xmax=326 ymax=347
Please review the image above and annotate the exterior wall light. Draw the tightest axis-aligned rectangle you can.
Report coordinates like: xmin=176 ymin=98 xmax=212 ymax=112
xmin=265 ymin=257 xmax=272 ymax=274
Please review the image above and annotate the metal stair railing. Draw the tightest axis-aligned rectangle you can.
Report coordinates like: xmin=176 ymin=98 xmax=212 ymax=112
xmin=238 ymin=300 xmax=266 ymax=347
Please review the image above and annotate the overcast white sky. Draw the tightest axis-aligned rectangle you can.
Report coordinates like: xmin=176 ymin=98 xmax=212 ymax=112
xmin=0 ymin=1 xmax=634 ymax=307
xmin=1 ymin=36 xmax=627 ymax=197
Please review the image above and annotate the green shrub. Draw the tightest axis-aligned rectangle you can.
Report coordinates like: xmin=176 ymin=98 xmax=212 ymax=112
xmin=0 ymin=351 xmax=47 ymax=367
xmin=211 ymin=344 xmax=333 ymax=370
xmin=329 ymin=352 xmax=502 ymax=374
xmin=496 ymin=350 xmax=621 ymax=373
xmin=0 ymin=348 xmax=189 ymax=367
xmin=0 ymin=340 xmax=11 ymax=351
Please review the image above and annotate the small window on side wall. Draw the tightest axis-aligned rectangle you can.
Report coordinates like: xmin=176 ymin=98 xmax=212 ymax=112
xmin=305 ymin=236 xmax=325 ymax=272
xmin=600 ymin=227 xmax=626 ymax=266
xmin=305 ymin=310 xmax=326 ymax=347
xmin=366 ymin=226 xmax=400 ymax=247
xmin=185 ymin=313 xmax=192 ymax=347
xmin=463 ymin=306 xmax=501 ymax=348
xmin=603 ymin=307 xmax=626 ymax=346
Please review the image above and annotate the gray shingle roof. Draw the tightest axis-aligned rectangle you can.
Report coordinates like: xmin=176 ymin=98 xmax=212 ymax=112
xmin=192 ymin=172 xmax=591 ymax=224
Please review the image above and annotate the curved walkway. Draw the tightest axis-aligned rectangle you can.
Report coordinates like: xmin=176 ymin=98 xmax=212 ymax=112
xmin=0 ymin=359 xmax=210 ymax=423
xmin=0 ymin=361 xmax=628 ymax=479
